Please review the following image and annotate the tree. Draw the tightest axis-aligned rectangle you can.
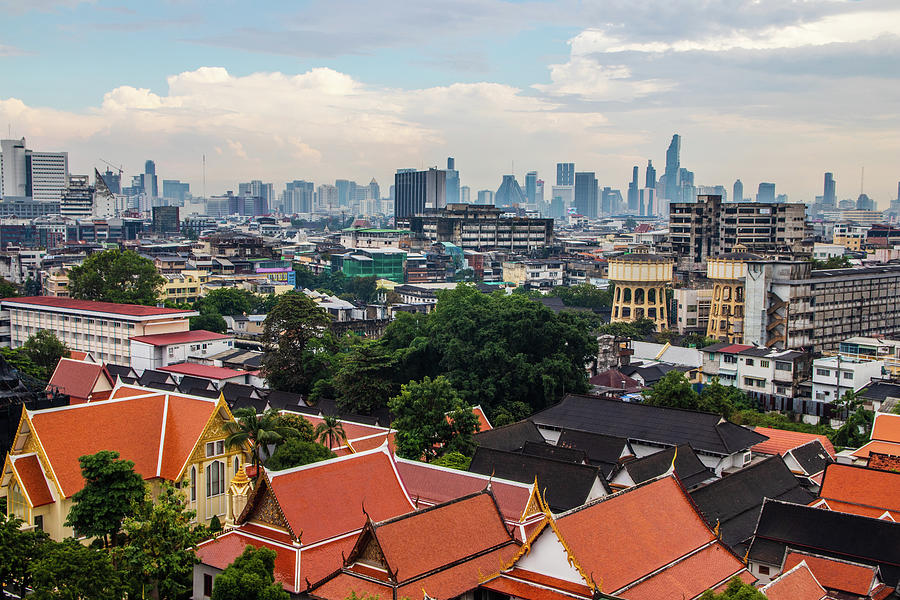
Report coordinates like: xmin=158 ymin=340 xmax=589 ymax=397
xmin=270 ymin=412 xmax=316 ymax=442
xmin=261 ymin=291 xmax=335 ymax=394
xmin=698 ymin=377 xmax=753 ymax=418
xmin=643 ymin=370 xmax=701 ymax=410
xmin=550 ymin=284 xmax=613 ymax=309
xmin=0 ymin=512 xmax=48 ymax=598
xmin=624 ymin=217 xmax=638 ymax=231
xmin=190 ymin=312 xmax=228 ymax=334
xmin=810 ymin=255 xmax=852 ymax=270
xmin=197 ymin=288 xmax=257 ymax=317
xmin=64 ymin=450 xmax=147 ymax=548
xmin=832 ymin=405 xmax=874 ymax=448
xmin=116 ymin=482 xmax=207 ymax=600
xmin=24 ymin=276 xmax=42 ymax=296
xmin=224 ymin=408 xmax=292 ymax=479
xmin=0 ymin=277 xmax=18 ymax=298
xmin=30 ymin=538 xmax=124 ymax=600
xmin=1 ymin=346 xmax=44 ymax=380
xmin=333 ymin=341 xmax=399 ymax=415
xmin=314 ymin=415 xmax=347 ymax=449
xmin=698 ymin=576 xmax=766 ymax=600
xmin=431 ymin=451 xmax=471 ymax=470
xmin=389 ymin=376 xmax=479 ymax=461
xmin=22 ymin=329 xmax=69 ymax=381
xmin=67 ymin=248 xmax=165 ymax=305
xmin=211 ymin=545 xmax=289 ymax=600
xmin=266 ymin=438 xmax=335 ymax=471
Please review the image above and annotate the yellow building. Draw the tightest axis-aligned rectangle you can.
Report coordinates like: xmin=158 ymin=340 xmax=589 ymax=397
xmin=160 ymin=270 xmax=210 ymax=304
xmin=1 ymin=384 xmax=248 ymax=539
xmin=608 ymin=249 xmax=674 ymax=330
xmin=42 ymin=270 xmax=71 ymax=297
xmin=706 ymin=250 xmax=760 ymax=343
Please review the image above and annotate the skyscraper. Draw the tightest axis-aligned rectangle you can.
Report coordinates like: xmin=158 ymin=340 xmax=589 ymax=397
xmin=823 ymin=172 xmax=836 ymax=208
xmin=733 ymin=179 xmax=743 ymax=203
xmin=317 ymin=184 xmax=338 ymax=211
xmin=0 ymin=138 xmax=69 ymax=201
xmin=100 ymin=168 xmax=121 ymax=194
xmin=574 ymin=172 xmax=598 ymax=218
xmin=645 ymin=160 xmax=656 ymax=190
xmin=144 ymin=160 xmax=158 ymax=198
xmin=627 ymin=166 xmax=639 ymax=213
xmin=394 ymin=168 xmax=446 ymax=218
xmin=284 ymin=180 xmax=315 ymax=213
xmin=476 ymin=190 xmax=494 ymax=205
xmin=663 ymin=134 xmax=681 ymax=202
xmin=0 ymin=138 xmax=28 ymax=198
xmin=445 ymin=157 xmax=459 ymax=204
xmin=368 ymin=178 xmax=380 ymax=203
xmin=556 ymin=163 xmax=575 ymax=186
xmin=163 ymin=180 xmax=190 ymax=204
xmin=460 ymin=186 xmax=471 ymax=204
xmin=525 ymin=171 xmax=538 ymax=204
xmin=494 ymin=175 xmax=526 ymax=207
xmin=757 ymin=182 xmax=776 ymax=203
xmin=335 ymin=179 xmax=357 ymax=207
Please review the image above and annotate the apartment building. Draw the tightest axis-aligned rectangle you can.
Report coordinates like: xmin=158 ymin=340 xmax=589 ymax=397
xmin=674 ymin=288 xmax=712 ymax=335
xmin=129 ymin=330 xmax=235 ymax=371
xmin=404 ymin=203 xmax=553 ymax=251
xmin=501 ymin=260 xmax=564 ymax=289
xmin=810 ymin=356 xmax=884 ymax=405
xmin=0 ymin=296 xmax=197 ymax=365
xmin=835 ymin=336 xmax=900 ymax=376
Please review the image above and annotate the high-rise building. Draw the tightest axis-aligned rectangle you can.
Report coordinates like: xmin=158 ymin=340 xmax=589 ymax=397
xmin=525 ymin=171 xmax=538 ymax=204
xmin=162 ymin=180 xmax=190 ymax=204
xmin=144 ymin=160 xmax=158 ymax=198
xmin=0 ymin=138 xmax=28 ymax=198
xmin=152 ymin=206 xmax=180 ymax=234
xmin=857 ymin=193 xmax=876 ymax=211
xmin=460 ymin=186 xmax=471 ymax=204
xmin=627 ymin=166 xmax=639 ymax=213
xmin=60 ymin=175 xmax=94 ymax=218
xmin=394 ymin=168 xmax=446 ymax=218
xmin=494 ymin=175 xmax=526 ymax=207
xmin=574 ymin=172 xmax=598 ymax=218
xmin=369 ymin=178 xmax=380 ymax=203
xmin=556 ymin=163 xmax=575 ymax=186
xmin=92 ymin=169 xmax=117 ymax=218
xmin=476 ymin=190 xmax=493 ymax=205
xmin=0 ymin=138 xmax=69 ymax=202
xmin=100 ymin=168 xmax=121 ymax=194
xmin=640 ymin=188 xmax=656 ymax=216
xmin=756 ymin=182 xmax=776 ymax=203
xmin=663 ymin=134 xmax=681 ymax=202
xmin=733 ymin=179 xmax=743 ymax=203
xmin=284 ymin=180 xmax=315 ymax=213
xmin=601 ymin=187 xmax=623 ymax=215
xmin=317 ymin=184 xmax=338 ymax=211
xmin=645 ymin=160 xmax=656 ymax=190
xmin=335 ymin=179 xmax=357 ymax=207
xmin=445 ymin=157 xmax=459 ymax=204
xmin=823 ymin=173 xmax=836 ymax=208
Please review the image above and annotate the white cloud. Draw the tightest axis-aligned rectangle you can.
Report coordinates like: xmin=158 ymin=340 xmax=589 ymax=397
xmin=534 ymin=58 xmax=674 ymax=101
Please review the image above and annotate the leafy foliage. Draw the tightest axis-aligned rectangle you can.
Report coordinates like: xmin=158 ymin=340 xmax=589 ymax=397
xmin=224 ymin=408 xmax=292 ymax=478
xmin=643 ymin=370 xmax=700 ymax=410
xmin=550 ymin=283 xmax=613 ymax=309
xmin=596 ymin=318 xmax=657 ymax=339
xmin=314 ymin=415 xmax=347 ymax=449
xmin=64 ymin=450 xmax=147 ymax=548
xmin=333 ymin=340 xmax=400 ymax=414
xmin=832 ymin=405 xmax=874 ymax=448
xmin=271 ymin=412 xmax=316 ymax=442
xmin=1 ymin=346 xmax=45 ymax=380
xmin=22 ymin=329 xmax=69 ymax=381
xmin=431 ymin=451 xmax=472 ymax=470
xmin=190 ymin=312 xmax=228 ymax=333
xmin=293 ymin=266 xmax=378 ymax=304
xmin=0 ymin=277 xmax=18 ymax=298
xmin=389 ymin=376 xmax=479 ymax=461
xmin=196 ymin=288 xmax=257 ymax=316
xmin=30 ymin=538 xmax=124 ymax=600
xmin=0 ymin=512 xmax=48 ymax=598
xmin=67 ymin=248 xmax=165 ymax=305
xmin=809 ymin=255 xmax=852 ymax=269
xmin=730 ymin=409 xmax=833 ymax=436
xmin=698 ymin=576 xmax=766 ymax=600
xmin=266 ymin=438 xmax=335 ymax=471
xmin=211 ymin=545 xmax=289 ymax=600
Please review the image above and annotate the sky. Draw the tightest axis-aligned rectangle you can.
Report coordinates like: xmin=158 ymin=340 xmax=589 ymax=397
xmin=1 ymin=0 xmax=899 ymax=206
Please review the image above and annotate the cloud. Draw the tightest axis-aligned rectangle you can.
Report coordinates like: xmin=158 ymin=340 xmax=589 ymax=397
xmin=0 ymin=44 xmax=26 ymax=57
xmin=534 ymin=58 xmax=674 ymax=101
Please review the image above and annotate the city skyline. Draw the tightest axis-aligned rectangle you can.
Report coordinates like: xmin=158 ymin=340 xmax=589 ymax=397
xmin=2 ymin=0 xmax=899 ymax=204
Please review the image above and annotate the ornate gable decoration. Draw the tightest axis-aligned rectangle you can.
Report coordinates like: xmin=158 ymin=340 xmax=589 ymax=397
xmin=346 ymin=522 xmax=396 ymax=581
xmin=242 ymin=478 xmax=292 ymax=534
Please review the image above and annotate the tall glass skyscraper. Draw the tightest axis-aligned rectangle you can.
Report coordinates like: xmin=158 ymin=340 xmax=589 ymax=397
xmin=556 ymin=163 xmax=575 ymax=186
xmin=733 ymin=179 xmax=743 ymax=203
xmin=574 ymin=172 xmax=598 ymax=218
xmin=445 ymin=157 xmax=459 ymax=204
xmin=663 ymin=134 xmax=681 ymax=202
xmin=823 ymin=172 xmax=836 ymax=208
xmin=525 ymin=171 xmax=538 ymax=204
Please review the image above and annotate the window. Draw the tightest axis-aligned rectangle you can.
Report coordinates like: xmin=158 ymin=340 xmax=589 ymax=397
xmin=775 ymin=361 xmax=792 ymax=372
xmin=205 ymin=441 xmax=225 ymax=457
xmin=34 ymin=515 xmax=43 ymax=531
xmin=9 ymin=481 xmax=26 ymax=519
xmin=204 ymin=574 xmax=214 ymax=597
xmin=233 ymin=456 xmax=240 ymax=476
xmin=816 ymin=368 xmax=830 ymax=376
xmin=843 ymin=372 xmax=853 ymax=380
xmin=206 ymin=461 xmax=225 ymax=497
xmin=168 ymin=347 xmax=175 ymax=358
xmin=760 ymin=360 xmax=770 ymax=368
xmin=759 ymin=565 xmax=770 ymax=576
xmin=745 ymin=358 xmax=754 ymax=366
xmin=190 ymin=466 xmax=197 ymax=502
xmin=723 ymin=355 xmax=737 ymax=364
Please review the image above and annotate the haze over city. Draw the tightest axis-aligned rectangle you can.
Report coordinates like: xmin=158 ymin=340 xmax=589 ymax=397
xmin=2 ymin=0 xmax=900 ymax=205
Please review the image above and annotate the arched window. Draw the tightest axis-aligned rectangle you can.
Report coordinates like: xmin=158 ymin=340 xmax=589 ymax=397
xmin=206 ymin=461 xmax=225 ymax=498
xmin=190 ymin=466 xmax=197 ymax=502
xmin=10 ymin=481 xmax=26 ymax=519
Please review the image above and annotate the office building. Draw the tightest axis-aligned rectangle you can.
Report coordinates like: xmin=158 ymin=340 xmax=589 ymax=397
xmin=639 ymin=188 xmax=656 ymax=216
xmin=59 ymin=175 xmax=94 ymax=219
xmin=574 ymin=172 xmax=598 ymax=218
xmin=405 ymin=203 xmax=553 ymax=251
xmin=525 ymin=171 xmax=538 ymax=205
xmin=206 ymin=192 xmax=243 ymax=218
xmin=494 ymin=174 xmax=526 ymax=207
xmin=283 ymin=180 xmax=315 ymax=214
xmin=556 ymin=162 xmax=575 ymax=186
xmin=0 ymin=138 xmax=69 ymax=202
xmin=0 ymin=138 xmax=28 ymax=198
xmin=645 ymin=160 xmax=656 ymax=190
xmin=317 ymin=184 xmax=338 ymax=211
xmin=445 ymin=157 xmax=459 ymax=204
xmin=152 ymin=205 xmax=180 ymax=234
xmin=476 ymin=190 xmax=494 ymax=205
xmin=238 ymin=180 xmax=273 ymax=205
xmin=857 ymin=193 xmax=876 ymax=211
xmin=394 ymin=168 xmax=446 ymax=218
xmin=335 ymin=179 xmax=357 ymax=208
xmin=143 ymin=160 xmax=158 ymax=198
xmin=0 ymin=198 xmax=60 ymax=218
xmin=627 ymin=166 xmax=639 ymax=213
xmin=668 ymin=195 xmax=808 ymax=271
xmin=663 ymin=134 xmax=681 ymax=202
xmin=368 ymin=179 xmax=380 ymax=204
xmin=823 ymin=173 xmax=836 ymax=208
xmin=460 ymin=186 xmax=471 ymax=204
xmin=756 ymin=182 xmax=776 ymax=203
xmin=162 ymin=180 xmax=190 ymax=204
xmin=100 ymin=168 xmax=121 ymax=194
xmin=733 ymin=179 xmax=743 ymax=203
xmin=92 ymin=168 xmax=117 ymax=218
xmin=601 ymin=187 xmax=623 ymax=215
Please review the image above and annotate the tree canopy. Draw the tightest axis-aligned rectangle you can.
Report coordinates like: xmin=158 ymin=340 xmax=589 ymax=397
xmin=30 ymin=538 xmax=124 ymax=600
xmin=698 ymin=576 xmax=766 ymax=600
xmin=0 ymin=277 xmax=18 ymax=298
xmin=266 ymin=438 xmax=335 ymax=471
xmin=211 ymin=545 xmax=289 ymax=600
xmin=21 ymin=329 xmax=68 ymax=381
xmin=333 ymin=340 xmax=400 ymax=415
xmin=810 ymin=255 xmax=852 ymax=270
xmin=67 ymin=248 xmax=165 ymax=305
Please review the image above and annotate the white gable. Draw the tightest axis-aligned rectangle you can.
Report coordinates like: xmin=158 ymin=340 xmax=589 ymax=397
xmin=515 ymin=527 xmax=588 ymax=586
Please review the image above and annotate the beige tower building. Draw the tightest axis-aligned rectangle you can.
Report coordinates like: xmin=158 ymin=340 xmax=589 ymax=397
xmin=706 ymin=249 xmax=760 ymax=342
xmin=609 ymin=249 xmax=674 ymax=330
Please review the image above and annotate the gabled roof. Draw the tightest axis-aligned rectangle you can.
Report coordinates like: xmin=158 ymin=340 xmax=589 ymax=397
xmin=472 ymin=405 xmax=492 ymax=432
xmin=24 ymin=384 xmax=221 ymax=498
xmin=129 ymin=330 xmax=231 ymax=346
xmin=749 ymin=500 xmax=900 ymax=586
xmin=9 ymin=454 xmax=54 ymax=507
xmin=556 ymin=428 xmax=633 ymax=476
xmin=690 ymin=455 xmax=815 ymax=552
xmin=195 ymin=529 xmax=305 ymax=594
xmin=530 ymin=394 xmax=766 ymax=456
xmin=520 ymin=441 xmax=586 ymax=464
xmin=817 ymin=462 xmax=900 ymax=520
xmin=47 ymin=358 xmax=113 ymax=401
xmin=468 ymin=446 xmax=607 ymax=513
xmin=158 ymin=363 xmax=247 ymax=380
xmin=616 ymin=444 xmax=715 ymax=489
xmin=752 ymin=426 xmax=836 ymax=459
xmin=589 ymin=368 xmax=642 ymax=392
xmin=872 ymin=412 xmax=900 ymax=443
xmin=852 ymin=440 xmax=900 ymax=460
xmin=785 ymin=439 xmax=833 ymax=477
xmin=783 ymin=550 xmax=883 ymax=597
xmin=760 ymin=561 xmax=828 ymax=600
xmin=474 ymin=419 xmax=545 ymax=452
xmin=138 ymin=369 xmax=177 ymax=387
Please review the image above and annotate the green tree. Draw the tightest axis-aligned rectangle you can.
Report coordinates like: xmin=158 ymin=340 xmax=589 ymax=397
xmin=22 ymin=329 xmax=69 ymax=381
xmin=116 ymin=483 xmax=207 ymax=600
xmin=30 ymin=538 xmax=124 ymax=600
xmin=261 ymin=291 xmax=335 ymax=394
xmin=550 ymin=283 xmax=613 ymax=309
xmin=810 ymin=255 xmax=852 ymax=270
xmin=624 ymin=217 xmax=638 ymax=231
xmin=270 ymin=412 xmax=316 ymax=442
xmin=431 ymin=451 xmax=472 ymax=470
xmin=698 ymin=576 xmax=766 ymax=600
xmin=698 ymin=377 xmax=753 ymax=418
xmin=731 ymin=409 xmax=832 ymax=436
xmin=190 ymin=312 xmax=228 ymax=333
xmin=832 ymin=405 xmax=874 ymax=448
xmin=491 ymin=401 xmax=532 ymax=427
xmin=224 ymin=408 xmax=296 ymax=478
xmin=643 ymin=370 xmax=701 ymax=410
xmin=64 ymin=450 xmax=147 ymax=548
xmin=0 ymin=512 xmax=49 ymax=598
xmin=389 ymin=376 xmax=479 ymax=461
xmin=0 ymin=277 xmax=18 ymax=298
xmin=67 ymin=248 xmax=165 ymax=305
xmin=1 ymin=346 xmax=44 ymax=380
xmin=266 ymin=438 xmax=335 ymax=471
xmin=314 ymin=415 xmax=347 ymax=449
xmin=333 ymin=341 xmax=399 ymax=415
xmin=211 ymin=546 xmax=289 ymax=600
xmin=682 ymin=333 xmax=718 ymax=348
xmin=24 ymin=277 xmax=42 ymax=296
xmin=197 ymin=288 xmax=257 ymax=317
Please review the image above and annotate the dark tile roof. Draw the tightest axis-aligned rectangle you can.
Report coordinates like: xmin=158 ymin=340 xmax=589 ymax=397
xmin=701 ymin=342 xmax=732 ymax=352
xmin=468 ymin=446 xmax=608 ymax=513
xmin=520 ymin=441 xmax=586 ymax=464
xmin=220 ymin=382 xmax=262 ymax=403
xmin=230 ymin=396 xmax=268 ymax=413
xmin=690 ymin=455 xmax=815 ymax=553
xmin=474 ymin=420 xmax=546 ymax=453
xmin=619 ymin=363 xmax=681 ymax=385
xmin=787 ymin=440 xmax=833 ymax=476
xmin=749 ymin=500 xmax=900 ymax=586
xmin=178 ymin=375 xmax=217 ymax=395
xmin=556 ymin=429 xmax=632 ymax=478
xmin=859 ymin=380 xmax=900 ymax=402
xmin=740 ymin=347 xmax=773 ymax=357
xmin=265 ymin=389 xmax=307 ymax=411
xmin=620 ymin=444 xmax=715 ymax=489
xmin=106 ymin=363 xmax=137 ymax=380
xmin=138 ymin=369 xmax=176 ymax=387
xmin=531 ymin=394 xmax=766 ymax=456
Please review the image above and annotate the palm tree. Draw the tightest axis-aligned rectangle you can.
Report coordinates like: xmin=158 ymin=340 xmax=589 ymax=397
xmin=315 ymin=415 xmax=347 ymax=450
xmin=224 ymin=408 xmax=294 ymax=479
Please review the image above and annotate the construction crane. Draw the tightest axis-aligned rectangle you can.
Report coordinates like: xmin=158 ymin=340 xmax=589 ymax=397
xmin=98 ymin=158 xmax=123 ymax=176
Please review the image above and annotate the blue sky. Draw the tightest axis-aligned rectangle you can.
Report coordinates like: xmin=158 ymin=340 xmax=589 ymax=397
xmin=2 ymin=0 xmax=899 ymax=204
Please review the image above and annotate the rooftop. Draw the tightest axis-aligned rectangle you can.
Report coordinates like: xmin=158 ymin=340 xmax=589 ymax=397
xmin=1 ymin=295 xmax=197 ymax=319
xmin=158 ymin=363 xmax=247 ymax=380
xmin=130 ymin=330 xmax=232 ymax=346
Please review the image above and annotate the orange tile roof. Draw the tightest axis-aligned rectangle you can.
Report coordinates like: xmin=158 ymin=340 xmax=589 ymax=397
xmin=473 ymin=405 xmax=493 ymax=432
xmin=300 ymin=414 xmax=391 ymax=449
xmin=761 ymin=562 xmax=827 ymax=600
xmin=872 ymin=413 xmax=900 ymax=443
xmin=68 ymin=350 xmax=89 ymax=361
xmin=264 ymin=448 xmax=416 ymax=544
xmin=299 ymin=536 xmax=359 ymax=587
xmin=783 ymin=551 xmax=879 ymax=596
xmin=28 ymin=384 xmax=218 ymax=497
xmin=752 ymin=427 xmax=836 ymax=458
xmin=852 ymin=440 xmax=900 ymax=459
xmin=818 ymin=463 xmax=900 ymax=521
xmin=555 ymin=476 xmax=721 ymax=593
xmin=48 ymin=359 xmax=113 ymax=402
xmin=618 ymin=544 xmax=751 ymax=600
xmin=481 ymin=575 xmax=588 ymax=600
xmin=11 ymin=454 xmax=54 ymax=507
xmin=196 ymin=530 xmax=299 ymax=593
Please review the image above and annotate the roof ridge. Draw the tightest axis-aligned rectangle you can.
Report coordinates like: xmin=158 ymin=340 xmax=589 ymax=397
xmin=374 ymin=489 xmax=493 ymax=528
xmin=394 ymin=457 xmax=534 ymax=490
xmin=476 ymin=446 xmax=605 ymax=471
xmin=267 ymin=444 xmax=391 ymax=478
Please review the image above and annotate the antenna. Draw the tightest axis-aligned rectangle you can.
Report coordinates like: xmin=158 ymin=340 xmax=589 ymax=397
xmin=860 ymin=166 xmax=865 ymax=195
xmin=202 ymin=154 xmax=207 ymax=199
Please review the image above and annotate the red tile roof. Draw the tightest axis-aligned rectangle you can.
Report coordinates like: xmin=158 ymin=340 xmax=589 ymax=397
xmin=619 ymin=544 xmax=751 ymax=600
xmin=481 ymin=575 xmax=589 ymax=600
xmin=195 ymin=531 xmax=299 ymax=593
xmin=158 ymin=363 xmax=246 ymax=380
xmin=1 ymin=296 xmax=195 ymax=317
xmin=299 ymin=537 xmax=359 ymax=587
xmin=718 ymin=344 xmax=754 ymax=354
xmin=473 ymin=405 xmax=493 ymax=432
xmin=11 ymin=454 xmax=54 ymax=507
xmin=300 ymin=414 xmax=391 ymax=449
xmin=783 ymin=551 xmax=879 ymax=596
xmin=589 ymin=369 xmax=642 ymax=392
xmin=264 ymin=448 xmax=416 ymax=544
xmin=852 ymin=440 xmax=900 ymax=459
xmin=28 ymin=384 xmax=218 ymax=497
xmin=752 ymin=427 xmax=836 ymax=459
xmin=130 ymin=330 xmax=231 ymax=346
xmin=872 ymin=413 xmax=900 ymax=443
xmin=817 ymin=463 xmax=900 ymax=520
xmin=760 ymin=562 xmax=827 ymax=600
xmin=48 ymin=358 xmax=113 ymax=402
